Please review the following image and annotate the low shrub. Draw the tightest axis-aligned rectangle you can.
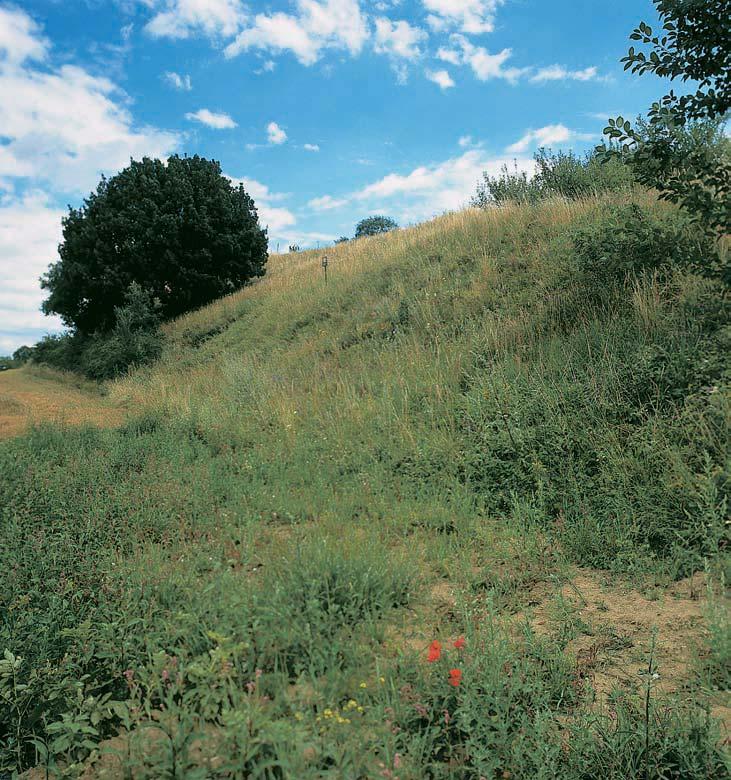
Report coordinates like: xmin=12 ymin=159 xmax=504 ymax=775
xmin=473 ymin=148 xmax=634 ymax=207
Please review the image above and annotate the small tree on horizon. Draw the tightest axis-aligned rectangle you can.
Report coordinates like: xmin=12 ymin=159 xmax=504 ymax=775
xmin=354 ymin=215 xmax=398 ymax=238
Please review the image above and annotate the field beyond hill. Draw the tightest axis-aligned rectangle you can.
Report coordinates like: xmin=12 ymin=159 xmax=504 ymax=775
xmin=2 ymin=193 xmax=729 ymax=778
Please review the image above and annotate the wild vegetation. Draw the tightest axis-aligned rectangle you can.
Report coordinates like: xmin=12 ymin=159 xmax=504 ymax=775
xmin=32 ymin=156 xmax=268 ymax=381
xmin=1 ymin=2 xmax=728 ymax=775
xmin=1 ymin=190 xmax=729 ymax=777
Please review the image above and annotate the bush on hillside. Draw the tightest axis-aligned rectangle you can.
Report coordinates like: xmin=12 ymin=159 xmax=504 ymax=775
xmin=41 ymin=155 xmax=268 ymax=335
xmin=570 ymin=203 xmax=717 ymax=291
xmin=32 ymin=284 xmax=163 ymax=380
xmin=472 ymin=148 xmax=634 ymax=207
xmin=80 ymin=284 xmax=163 ymax=380
xmin=355 ymin=215 xmax=398 ymax=238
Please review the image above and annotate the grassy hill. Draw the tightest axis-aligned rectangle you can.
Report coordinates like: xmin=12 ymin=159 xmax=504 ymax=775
xmin=2 ymin=192 xmax=729 ymax=777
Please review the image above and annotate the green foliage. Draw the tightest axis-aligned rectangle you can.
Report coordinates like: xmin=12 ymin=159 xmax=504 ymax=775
xmin=355 ymin=215 xmax=399 ymax=238
xmin=334 ymin=236 xmax=350 ymax=244
xmin=700 ymin=575 xmax=731 ymax=691
xmin=80 ymin=283 xmax=163 ymax=380
xmin=569 ymin=203 xmax=717 ymax=291
xmin=472 ymin=160 xmax=541 ymax=205
xmin=472 ymin=148 xmax=633 ymax=206
xmin=600 ymin=1 xmax=730 ymax=235
xmin=2 ymin=195 xmax=729 ymax=776
xmin=30 ymin=284 xmax=164 ymax=380
xmin=11 ymin=346 xmax=33 ymax=365
xmin=41 ymin=155 xmax=268 ymax=334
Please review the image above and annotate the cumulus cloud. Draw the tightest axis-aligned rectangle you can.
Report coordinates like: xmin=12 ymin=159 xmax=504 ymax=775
xmin=0 ymin=191 xmax=65 ymax=352
xmin=267 ymin=121 xmax=287 ymax=144
xmin=145 ymin=0 xmax=245 ymax=39
xmin=506 ymin=124 xmax=595 ymax=153
xmin=185 ymin=108 xmax=237 ymax=128
xmin=437 ymin=35 xmax=524 ymax=83
xmin=423 ymin=0 xmax=502 ymax=35
xmin=425 ymin=68 xmax=454 ymax=89
xmin=226 ymin=174 xmax=296 ymax=236
xmin=373 ymin=18 xmax=427 ymax=60
xmin=163 ymin=70 xmax=192 ymax=90
xmin=0 ymin=22 xmax=179 ymax=194
xmin=353 ymin=150 xmax=534 ymax=222
xmin=305 ymin=149 xmax=532 ymax=226
xmin=0 ymin=5 xmax=49 ymax=64
xmin=227 ymin=174 xmax=333 ymax=250
xmin=224 ymin=0 xmax=368 ymax=66
xmin=303 ymin=143 xmax=320 ymax=151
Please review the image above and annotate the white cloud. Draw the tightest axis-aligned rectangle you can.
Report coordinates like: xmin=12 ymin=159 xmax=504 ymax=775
xmin=425 ymin=68 xmax=454 ymax=89
xmin=438 ymin=35 xmax=524 ymax=83
xmin=303 ymin=143 xmax=320 ymax=151
xmin=0 ymin=191 xmax=64 ymax=352
xmin=267 ymin=121 xmax=287 ymax=144
xmin=224 ymin=0 xmax=368 ymax=65
xmin=0 ymin=22 xmax=179 ymax=193
xmin=458 ymin=134 xmax=472 ymax=147
xmin=226 ymin=174 xmax=296 ymax=237
xmin=350 ymin=149 xmax=533 ymax=223
xmin=227 ymin=177 xmax=335 ymax=250
xmin=0 ymin=5 xmax=48 ymax=64
xmin=530 ymin=64 xmax=599 ymax=83
xmin=506 ymin=124 xmax=595 ymax=154
xmin=373 ymin=18 xmax=426 ymax=60
xmin=305 ymin=149 xmax=536 ymax=224
xmin=145 ymin=0 xmax=245 ymax=39
xmin=423 ymin=0 xmax=502 ymax=35
xmin=308 ymin=194 xmax=348 ymax=210
xmin=185 ymin=108 xmax=237 ymax=128
xmin=163 ymin=70 xmax=192 ymax=90
xmin=436 ymin=46 xmax=461 ymax=66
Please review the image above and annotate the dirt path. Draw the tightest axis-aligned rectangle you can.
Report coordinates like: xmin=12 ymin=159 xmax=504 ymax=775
xmin=0 ymin=368 xmax=125 ymax=438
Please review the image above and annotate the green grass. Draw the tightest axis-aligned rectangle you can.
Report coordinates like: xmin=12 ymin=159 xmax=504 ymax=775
xmin=1 ymin=194 xmax=729 ymax=777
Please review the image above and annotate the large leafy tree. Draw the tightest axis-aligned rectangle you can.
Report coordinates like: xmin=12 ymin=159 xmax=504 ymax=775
xmin=42 ymin=155 xmax=268 ymax=333
xmin=600 ymin=0 xmax=730 ymax=234
xmin=355 ymin=215 xmax=398 ymax=238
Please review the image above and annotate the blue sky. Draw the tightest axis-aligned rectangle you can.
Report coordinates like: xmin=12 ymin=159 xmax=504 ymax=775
xmin=0 ymin=0 xmax=664 ymax=352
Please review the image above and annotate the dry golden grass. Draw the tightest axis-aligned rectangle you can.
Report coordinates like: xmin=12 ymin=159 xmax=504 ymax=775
xmin=0 ymin=366 xmax=125 ymax=439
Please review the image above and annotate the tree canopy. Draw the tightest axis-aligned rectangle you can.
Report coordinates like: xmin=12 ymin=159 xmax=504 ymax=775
xmin=355 ymin=216 xmax=398 ymax=238
xmin=42 ymin=155 xmax=268 ymax=333
xmin=600 ymin=0 xmax=730 ymax=235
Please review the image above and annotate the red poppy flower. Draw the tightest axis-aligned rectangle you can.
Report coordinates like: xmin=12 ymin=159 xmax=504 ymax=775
xmin=453 ymin=636 xmax=466 ymax=650
xmin=448 ymin=668 xmax=462 ymax=687
xmin=427 ymin=640 xmax=442 ymax=663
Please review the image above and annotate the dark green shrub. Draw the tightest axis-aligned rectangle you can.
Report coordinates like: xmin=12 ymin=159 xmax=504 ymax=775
xmin=42 ymin=155 xmax=268 ymax=334
xmin=32 ymin=284 xmax=163 ymax=380
xmin=80 ymin=283 xmax=163 ymax=380
xmin=570 ymin=203 xmax=715 ymax=290
xmin=31 ymin=332 xmax=86 ymax=372
xmin=355 ymin=216 xmax=398 ymax=238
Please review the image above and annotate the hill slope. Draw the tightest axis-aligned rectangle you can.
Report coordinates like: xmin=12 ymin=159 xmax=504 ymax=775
xmin=2 ymin=193 xmax=729 ymax=778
